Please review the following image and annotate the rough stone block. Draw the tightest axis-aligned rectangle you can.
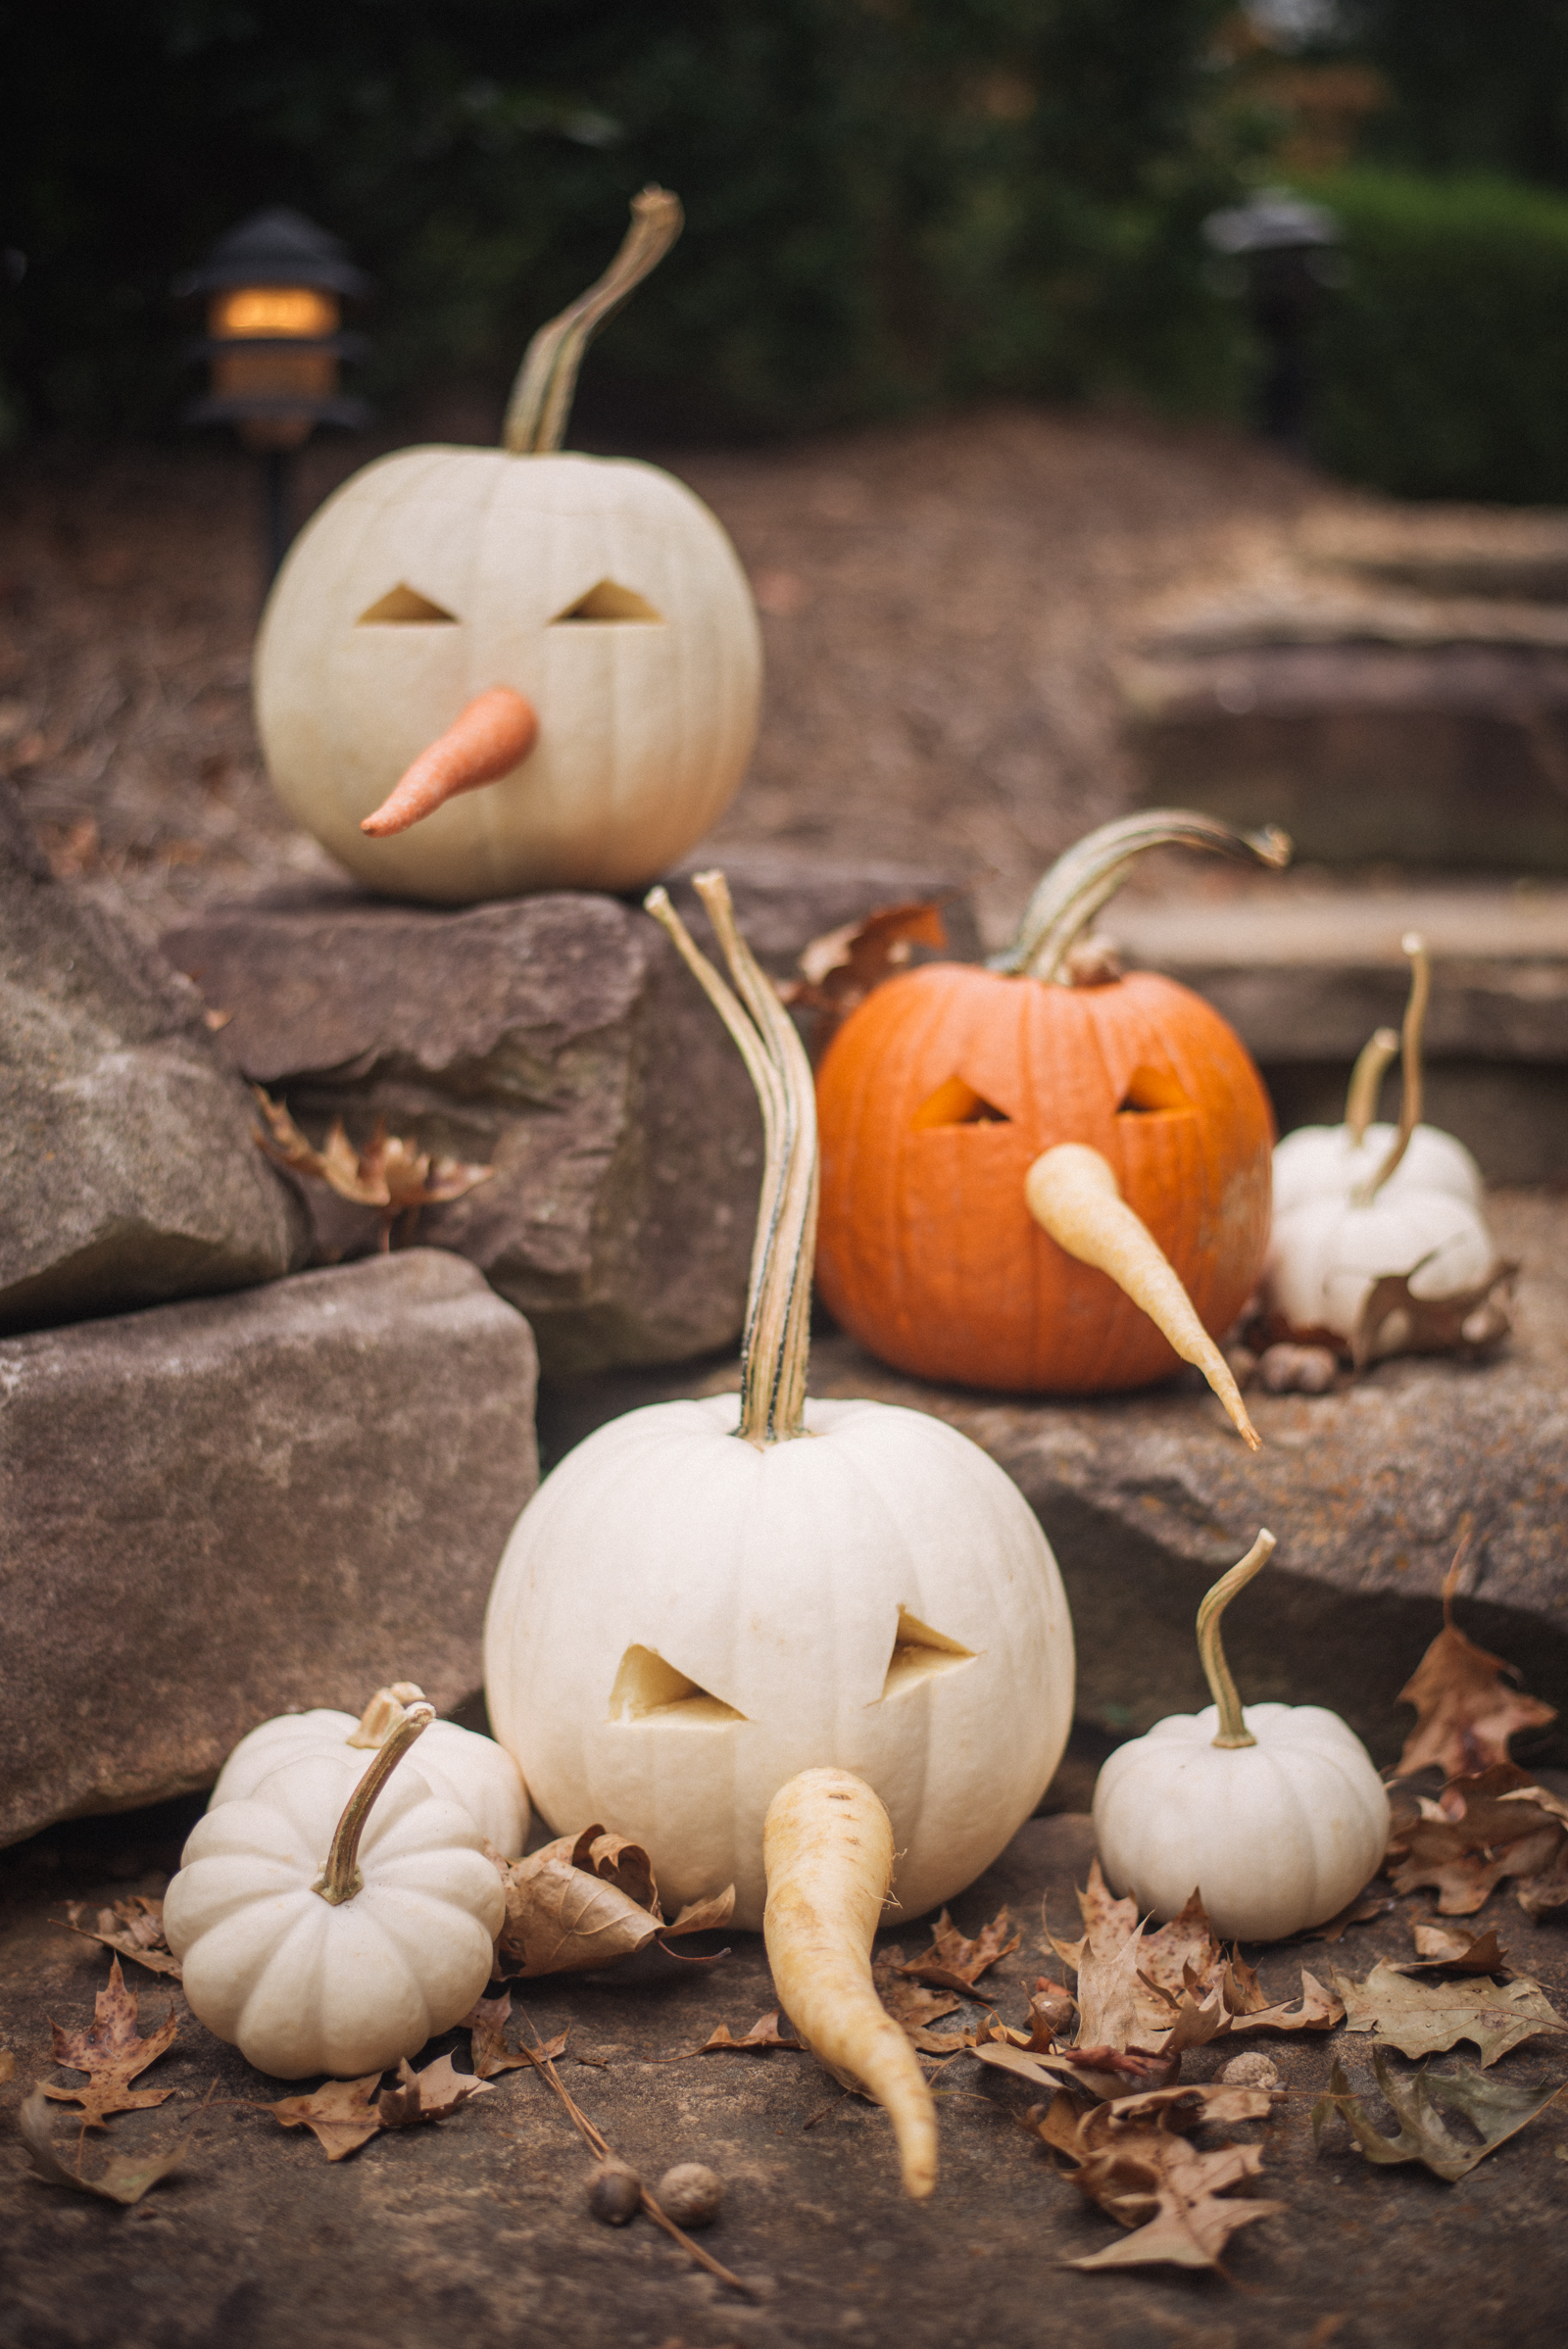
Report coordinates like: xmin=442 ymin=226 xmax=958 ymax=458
xmin=0 ymin=778 xmax=309 ymax=1336
xmin=1 ymin=1249 xmax=538 ymax=1845
xmin=163 ymin=854 xmax=976 ymax=1377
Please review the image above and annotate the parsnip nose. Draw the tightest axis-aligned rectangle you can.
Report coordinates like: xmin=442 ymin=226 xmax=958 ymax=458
xmin=361 ymin=686 xmax=539 ymax=837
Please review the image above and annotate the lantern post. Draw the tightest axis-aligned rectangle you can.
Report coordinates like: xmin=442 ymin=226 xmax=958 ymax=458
xmin=1202 ymin=187 xmax=1342 ymax=451
xmin=173 ymin=209 xmax=371 ymax=588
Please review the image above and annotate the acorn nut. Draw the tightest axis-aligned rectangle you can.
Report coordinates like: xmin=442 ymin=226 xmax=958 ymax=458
xmin=588 ymin=2159 xmax=642 ymax=2225
xmin=656 ymin=2162 xmax=724 ymax=2228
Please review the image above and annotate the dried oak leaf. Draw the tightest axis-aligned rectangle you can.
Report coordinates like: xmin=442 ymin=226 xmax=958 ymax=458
xmin=44 ymin=1956 xmax=178 ymax=2130
xmin=1311 ymin=2048 xmax=1562 ymax=2181
xmin=1408 ymin=1923 xmax=1510 ymax=1973
xmin=895 ymin=1907 xmax=1020 ymax=1999
xmin=1333 ymin=1958 xmax=1568 ymax=2066
xmin=376 ymin=2053 xmax=493 ymax=2128
xmin=778 ymin=901 xmax=950 ymax=1052
xmin=1395 ymin=1547 xmax=1556 ymax=1781
xmin=494 ymin=1831 xmax=735 ymax=1977
xmin=258 ymin=2075 xmax=383 ymax=2162
xmin=252 ymin=1087 xmax=493 ymax=1248
xmin=1352 ymin=1258 xmax=1517 ymax=1368
xmin=1030 ymin=2082 xmax=1283 ymax=2273
xmin=19 ymin=2087 xmax=194 ymax=2205
xmin=1294 ymin=1885 xmax=1396 ymax=1943
xmin=1387 ymin=1767 xmax=1565 ymax=1915
xmin=62 ymin=1894 xmax=182 ymax=1981
xmin=685 ymin=2012 xmax=804 ymax=2057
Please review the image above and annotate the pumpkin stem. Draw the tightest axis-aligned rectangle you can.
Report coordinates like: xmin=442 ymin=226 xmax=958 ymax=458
xmin=646 ymin=875 xmax=815 ymax=1447
xmin=346 ymin=1682 xmax=427 ymax=1751
xmin=503 ymin=187 xmax=684 ymax=456
xmin=1197 ymin=1530 xmax=1275 ymax=1748
xmin=315 ymin=1700 xmax=435 ymax=1905
xmin=1344 ymin=1027 xmax=1399 ymax=1145
xmin=1353 ymin=936 xmax=1429 ymax=1206
xmin=994 ymin=811 xmax=1293 ymax=985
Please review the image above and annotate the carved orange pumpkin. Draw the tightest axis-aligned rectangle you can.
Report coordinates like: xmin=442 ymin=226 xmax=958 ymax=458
xmin=815 ymin=813 xmax=1289 ymax=1396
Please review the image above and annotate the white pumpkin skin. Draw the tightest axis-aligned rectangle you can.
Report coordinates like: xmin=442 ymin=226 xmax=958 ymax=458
xmin=1271 ymin=1121 xmax=1483 ymax=1220
xmin=255 ymin=449 xmax=761 ymax=905
xmin=1264 ymin=1187 xmax=1497 ymax=1346
xmin=484 ymin=1393 xmax=1075 ymax=1931
xmin=1093 ymin=1701 xmax=1390 ymax=1940
xmin=164 ymin=1752 xmax=506 ymax=2079
xmin=211 ymin=1707 xmax=529 ymax=1858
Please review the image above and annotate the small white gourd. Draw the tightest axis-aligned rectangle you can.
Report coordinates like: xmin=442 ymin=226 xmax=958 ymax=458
xmin=165 ymin=1701 xmax=505 ymax=2078
xmin=1093 ymin=1532 xmax=1390 ymax=1940
xmin=212 ymin=1681 xmax=529 ymax=1857
xmin=483 ymin=875 xmax=1075 ymax=1931
xmin=1263 ymin=935 xmax=1509 ymax=1361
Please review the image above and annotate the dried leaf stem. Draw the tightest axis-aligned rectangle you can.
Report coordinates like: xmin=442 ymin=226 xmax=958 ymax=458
xmin=1344 ymin=1026 xmax=1399 ymax=1144
xmin=646 ymin=872 xmax=816 ymax=1446
xmin=1197 ymin=1532 xmax=1275 ymax=1748
xmin=315 ymin=1702 xmax=433 ymax=1906
xmin=503 ymin=187 xmax=683 ymax=455
xmin=512 ymin=2009 xmax=755 ymax=2298
xmin=994 ymin=810 xmax=1293 ymax=985
xmin=1354 ymin=934 xmax=1429 ymax=1205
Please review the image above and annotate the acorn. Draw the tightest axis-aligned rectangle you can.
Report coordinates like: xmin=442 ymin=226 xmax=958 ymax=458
xmin=656 ymin=2162 xmax=724 ymax=2229
xmin=588 ymin=2159 xmax=642 ymax=2226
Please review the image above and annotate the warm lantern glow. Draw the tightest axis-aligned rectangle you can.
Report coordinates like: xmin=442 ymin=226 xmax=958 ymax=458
xmin=210 ymin=285 xmax=339 ymax=339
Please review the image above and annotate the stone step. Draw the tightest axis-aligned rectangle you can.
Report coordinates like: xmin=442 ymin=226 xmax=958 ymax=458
xmin=0 ymin=1250 xmax=538 ymax=1846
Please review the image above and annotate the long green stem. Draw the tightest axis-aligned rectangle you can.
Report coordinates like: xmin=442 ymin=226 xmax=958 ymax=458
xmin=1197 ymin=1531 xmax=1275 ymax=1748
xmin=993 ymin=811 xmax=1293 ymax=984
xmin=1344 ymin=1027 xmax=1399 ymax=1144
xmin=646 ymin=875 xmax=816 ymax=1446
xmin=1353 ymin=934 xmax=1429 ymax=1205
xmin=502 ymin=187 xmax=683 ymax=456
xmin=315 ymin=1701 xmax=434 ymax=1905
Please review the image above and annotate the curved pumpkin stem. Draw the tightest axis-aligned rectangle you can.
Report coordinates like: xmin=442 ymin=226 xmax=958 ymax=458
xmin=645 ymin=875 xmax=816 ymax=1447
xmin=346 ymin=1681 xmax=427 ymax=1751
xmin=503 ymin=187 xmax=683 ymax=457
xmin=315 ymin=1701 xmax=434 ymax=1906
xmin=1197 ymin=1530 xmax=1275 ymax=1748
xmin=1353 ymin=934 xmax=1429 ymax=1206
xmin=1024 ymin=1145 xmax=1260 ymax=1448
xmin=994 ymin=810 xmax=1293 ymax=985
xmin=1344 ymin=1026 xmax=1400 ymax=1145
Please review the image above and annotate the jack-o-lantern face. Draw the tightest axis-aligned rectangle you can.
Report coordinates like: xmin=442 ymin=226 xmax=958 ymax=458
xmin=254 ymin=448 xmax=761 ymax=904
xmin=483 ymin=1394 xmax=1074 ymax=1929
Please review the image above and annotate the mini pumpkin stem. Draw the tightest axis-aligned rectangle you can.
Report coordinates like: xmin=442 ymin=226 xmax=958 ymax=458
xmin=503 ymin=187 xmax=684 ymax=456
xmin=645 ymin=875 xmax=816 ymax=1447
xmin=1344 ymin=1027 xmax=1399 ymax=1144
xmin=1354 ymin=934 xmax=1429 ymax=1205
xmin=1197 ymin=1530 xmax=1275 ymax=1748
xmin=346 ymin=1681 xmax=427 ymax=1751
xmin=316 ymin=1700 xmax=435 ymax=1906
xmin=994 ymin=810 xmax=1293 ymax=985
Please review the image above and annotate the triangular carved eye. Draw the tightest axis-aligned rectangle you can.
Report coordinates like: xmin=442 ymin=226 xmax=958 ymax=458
xmin=878 ymin=1608 xmax=976 ymax=1702
xmin=550 ymin=580 xmax=662 ymax=624
xmin=1115 ymin=1065 xmax=1193 ymax=1116
xmin=608 ymin=1644 xmax=747 ymax=1727
xmin=356 ymin=583 xmax=460 ymax=624
xmin=911 ymin=1076 xmax=1011 ymax=1130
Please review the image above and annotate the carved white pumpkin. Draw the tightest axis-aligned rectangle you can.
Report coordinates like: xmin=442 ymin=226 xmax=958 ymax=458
xmin=483 ymin=877 xmax=1075 ymax=1930
xmin=253 ymin=191 xmax=761 ymax=905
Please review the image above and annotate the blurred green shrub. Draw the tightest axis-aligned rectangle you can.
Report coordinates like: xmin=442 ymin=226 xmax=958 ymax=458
xmin=1307 ymin=168 xmax=1568 ymax=501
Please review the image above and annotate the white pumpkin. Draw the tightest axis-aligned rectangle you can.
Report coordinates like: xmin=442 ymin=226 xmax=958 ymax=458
xmin=211 ymin=1682 xmax=529 ymax=1857
xmin=484 ymin=875 xmax=1075 ymax=1931
xmin=166 ymin=1703 xmax=505 ymax=2079
xmin=1092 ymin=1533 xmax=1390 ymax=1941
xmin=1272 ymin=1120 xmax=1482 ymax=1220
xmin=253 ymin=190 xmax=761 ymax=905
xmin=1264 ymin=1188 xmax=1497 ymax=1353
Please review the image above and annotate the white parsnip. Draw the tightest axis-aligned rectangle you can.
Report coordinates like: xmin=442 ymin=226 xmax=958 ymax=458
xmin=762 ymin=1769 xmax=937 ymax=2200
xmin=1024 ymin=1143 xmax=1260 ymax=1448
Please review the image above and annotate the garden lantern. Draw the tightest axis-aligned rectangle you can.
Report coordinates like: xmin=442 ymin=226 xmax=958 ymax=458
xmin=1202 ymin=186 xmax=1341 ymax=449
xmin=175 ymin=208 xmax=371 ymax=583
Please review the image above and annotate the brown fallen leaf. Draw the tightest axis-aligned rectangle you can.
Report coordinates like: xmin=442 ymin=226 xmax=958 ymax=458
xmin=1294 ymin=1884 xmax=1396 ymax=1943
xmin=256 ymin=2074 xmax=384 ymax=2161
xmin=1 ymin=2048 xmax=14 ymax=2083
xmin=873 ymin=1945 xmax=963 ymax=2038
xmin=1312 ymin=2049 xmax=1563 ymax=2180
xmin=1408 ymin=1924 xmax=1510 ymax=1973
xmin=493 ymin=1831 xmax=734 ymax=1976
xmin=1387 ymin=1767 xmax=1565 ymax=1915
xmin=19 ymin=2087 xmax=196 ymax=2205
xmin=253 ymin=1086 xmax=493 ymax=1250
xmin=684 ymin=2011 xmax=804 ymax=2057
xmin=376 ymin=2053 xmax=493 ymax=2128
xmin=43 ymin=1956 xmax=178 ymax=2131
xmin=1333 ymin=1958 xmax=1568 ymax=2066
xmin=1028 ymin=2082 xmax=1283 ymax=2273
xmin=895 ymin=1906 xmax=1020 ymax=1999
xmin=777 ymin=900 xmax=950 ymax=1052
xmin=465 ymin=1986 xmax=565 ymax=2077
xmin=62 ymin=1894 xmax=182 ymax=1980
xmin=1394 ymin=1540 xmax=1555 ymax=1781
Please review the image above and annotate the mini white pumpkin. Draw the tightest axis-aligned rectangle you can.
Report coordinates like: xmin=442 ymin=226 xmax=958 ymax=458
xmin=165 ymin=1702 xmax=505 ymax=2079
xmin=1262 ymin=935 xmax=1511 ymax=1362
xmin=1093 ymin=1532 xmax=1390 ymax=1940
xmin=483 ymin=875 xmax=1075 ymax=1930
xmin=254 ymin=190 xmax=761 ymax=905
xmin=211 ymin=1681 xmax=530 ymax=1857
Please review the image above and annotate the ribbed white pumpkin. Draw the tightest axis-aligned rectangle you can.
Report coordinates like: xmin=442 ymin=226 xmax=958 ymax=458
xmin=1272 ymin=1120 xmax=1482 ymax=1219
xmin=1264 ymin=1188 xmax=1496 ymax=1351
xmin=1092 ymin=1534 xmax=1390 ymax=1941
xmin=211 ymin=1683 xmax=529 ymax=1857
xmin=166 ymin=1709 xmax=505 ymax=2080
xmin=253 ymin=191 xmax=761 ymax=905
xmin=483 ymin=875 xmax=1075 ymax=1931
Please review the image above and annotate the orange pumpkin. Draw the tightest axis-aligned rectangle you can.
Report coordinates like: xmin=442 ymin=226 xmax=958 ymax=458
xmin=815 ymin=812 xmax=1290 ymax=1396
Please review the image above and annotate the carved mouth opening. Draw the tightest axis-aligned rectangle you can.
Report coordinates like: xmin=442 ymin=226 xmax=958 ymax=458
xmin=608 ymin=1644 xmax=746 ymax=1727
xmin=911 ymin=1076 xmax=1012 ymax=1130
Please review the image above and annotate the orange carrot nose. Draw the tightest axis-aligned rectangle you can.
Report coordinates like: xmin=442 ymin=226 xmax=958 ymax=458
xmin=361 ymin=686 xmax=539 ymax=838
